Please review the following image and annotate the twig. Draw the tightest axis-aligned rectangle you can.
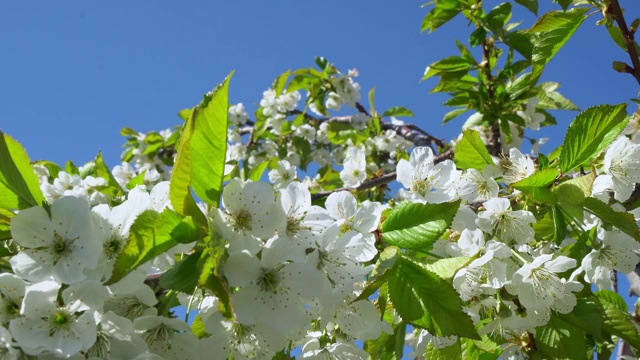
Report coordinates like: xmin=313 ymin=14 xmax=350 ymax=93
xmin=355 ymin=102 xmax=370 ymax=116
xmin=238 ymin=111 xmax=445 ymax=150
xmin=310 ymin=149 xmax=454 ymax=200
xmin=608 ymin=0 xmax=640 ymax=85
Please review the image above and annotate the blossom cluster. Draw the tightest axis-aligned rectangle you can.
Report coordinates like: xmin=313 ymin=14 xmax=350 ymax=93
xmin=395 ymin=140 xmax=640 ymax=356
xmin=3 ymin=62 xmax=640 ymax=359
xmin=2 ymin=163 xmax=392 ymax=358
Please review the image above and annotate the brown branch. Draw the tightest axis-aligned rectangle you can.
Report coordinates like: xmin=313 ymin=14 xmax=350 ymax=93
xmin=608 ymin=0 xmax=640 ymax=85
xmin=310 ymin=149 xmax=454 ymax=200
xmin=355 ymin=102 xmax=370 ymax=116
xmin=238 ymin=112 xmax=445 ymax=150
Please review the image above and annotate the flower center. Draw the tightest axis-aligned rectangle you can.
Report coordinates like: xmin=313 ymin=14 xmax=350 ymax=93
xmin=49 ymin=309 xmax=75 ymax=336
xmin=256 ymin=267 xmax=280 ymax=293
xmin=231 ymin=209 xmax=253 ymax=232
xmin=104 ymin=233 xmax=124 ymax=260
xmin=142 ymin=323 xmax=173 ymax=347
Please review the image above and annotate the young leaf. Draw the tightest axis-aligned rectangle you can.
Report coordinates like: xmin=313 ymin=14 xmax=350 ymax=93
xmin=425 ymin=339 xmax=462 ymax=359
xmin=422 ymin=56 xmax=473 ymax=81
xmin=454 ymin=129 xmax=494 ymax=170
xmin=107 ymin=208 xmax=199 ymax=284
xmin=381 ymin=200 xmax=460 ymax=252
xmin=529 ymin=8 xmax=588 ymax=66
xmin=536 ymin=82 xmax=579 ymax=110
xmin=190 ymin=72 xmax=234 ymax=208
xmin=595 ymin=290 xmax=640 ymax=349
xmin=515 ymin=0 xmax=537 ymax=15
xmin=512 ymin=168 xmax=558 ymax=188
xmin=559 ymin=104 xmax=628 ymax=173
xmin=158 ymin=251 xmax=203 ymax=293
xmin=382 ymin=106 xmax=415 ymax=117
xmin=583 ymin=197 xmax=640 ymax=241
xmin=0 ymin=131 xmax=46 ymax=210
xmin=421 ymin=0 xmax=473 ymax=33
xmin=442 ymin=108 xmax=469 ymax=124
xmin=93 ymin=151 xmax=124 ymax=197
xmin=511 ymin=169 xmax=559 ymax=204
xmin=388 ymin=255 xmax=479 ymax=339
xmin=424 ymin=256 xmax=471 ymax=279
xmin=536 ymin=314 xmax=587 ymax=359
xmin=272 ymin=70 xmax=290 ymax=95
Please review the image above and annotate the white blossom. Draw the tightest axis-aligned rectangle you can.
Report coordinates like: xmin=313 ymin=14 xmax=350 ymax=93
xmin=10 ymin=196 xmax=101 ymax=284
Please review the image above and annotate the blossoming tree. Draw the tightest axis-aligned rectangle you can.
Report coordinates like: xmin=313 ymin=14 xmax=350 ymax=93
xmin=1 ymin=0 xmax=640 ymax=359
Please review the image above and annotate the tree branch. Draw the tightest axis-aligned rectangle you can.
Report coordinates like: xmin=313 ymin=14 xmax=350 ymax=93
xmin=238 ymin=110 xmax=446 ymax=150
xmin=310 ymin=149 xmax=454 ymax=200
xmin=608 ymin=0 xmax=640 ymax=85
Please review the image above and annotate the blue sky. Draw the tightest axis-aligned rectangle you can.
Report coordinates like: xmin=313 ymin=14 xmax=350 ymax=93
xmin=2 ymin=1 xmax=639 ymax=166
xmin=1 ymin=0 xmax=639 ymax=353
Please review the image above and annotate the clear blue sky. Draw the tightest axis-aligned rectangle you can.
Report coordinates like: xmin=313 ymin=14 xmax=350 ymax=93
xmin=1 ymin=0 xmax=639 ymax=351
xmin=2 ymin=1 xmax=638 ymax=166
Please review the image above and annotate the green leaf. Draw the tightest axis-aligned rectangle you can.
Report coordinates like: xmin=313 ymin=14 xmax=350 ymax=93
xmin=364 ymin=320 xmax=406 ymax=360
xmin=507 ymin=72 xmax=539 ymax=100
xmin=0 ymin=131 xmax=46 ymax=210
xmin=424 ymin=256 xmax=471 ymax=280
xmin=248 ymin=161 xmax=270 ymax=182
xmin=327 ymin=122 xmax=369 ymax=145
xmin=107 ymin=209 xmax=196 ymax=284
xmin=485 ymin=3 xmax=512 ymax=33
xmin=178 ymin=108 xmax=192 ymax=122
xmin=422 ymin=56 xmax=473 ymax=81
xmin=34 ymin=160 xmax=61 ymax=181
xmin=159 ymin=251 xmax=202 ymax=293
xmin=528 ymin=8 xmax=588 ymax=33
xmin=190 ymin=73 xmax=233 ymax=208
xmin=0 ymin=208 xmax=14 ymax=241
xmin=425 ymin=339 xmax=462 ymax=359
xmin=536 ymin=314 xmax=587 ymax=359
xmin=442 ymin=108 xmax=469 ymax=124
xmin=421 ymin=0 xmax=472 ymax=33
xmin=126 ymin=170 xmax=146 ymax=190
xmin=430 ymin=71 xmax=477 ymax=93
xmin=381 ymin=200 xmax=460 ymax=252
xmin=93 ymin=152 xmax=124 ymax=197
xmin=559 ymin=104 xmax=628 ymax=173
xmin=511 ymin=169 xmax=559 ymax=204
xmin=469 ymin=27 xmax=487 ymax=47
xmin=464 ymin=337 xmax=502 ymax=359
xmin=505 ymin=30 xmax=534 ymax=60
xmin=170 ymin=73 xmax=232 ymax=229
xmin=552 ymin=205 xmax=567 ymax=244
xmin=198 ymin=229 xmax=232 ymax=318
xmin=529 ymin=8 xmax=588 ymax=66
xmin=454 ymin=129 xmax=494 ymax=170
xmin=554 ymin=172 xmax=595 ymax=205
xmin=583 ymin=197 xmax=640 ymax=241
xmin=595 ymin=290 xmax=640 ymax=349
xmin=389 ymin=255 xmax=479 ymax=339
xmin=606 ymin=24 xmax=640 ymax=53
xmin=382 ymin=106 xmax=415 ymax=117
xmin=554 ymin=0 xmax=572 ymax=11
xmin=513 ymin=168 xmax=558 ymax=188
xmin=515 ymin=0 xmax=537 ymax=15
xmin=536 ymin=82 xmax=579 ymax=110
xmin=272 ymin=70 xmax=290 ymax=95
xmin=558 ymin=297 xmax=606 ymax=341
xmin=191 ymin=314 xmax=210 ymax=339
xmin=65 ymin=160 xmax=79 ymax=175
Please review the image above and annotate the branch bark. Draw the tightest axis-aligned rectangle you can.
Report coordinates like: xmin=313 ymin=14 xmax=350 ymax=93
xmin=310 ymin=149 xmax=454 ymax=200
xmin=608 ymin=0 xmax=640 ymax=85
